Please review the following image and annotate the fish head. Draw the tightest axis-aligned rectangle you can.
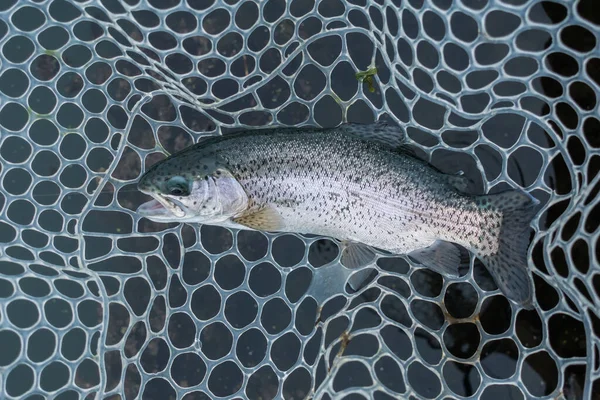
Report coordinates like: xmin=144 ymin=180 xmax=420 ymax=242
xmin=137 ymin=154 xmax=248 ymax=223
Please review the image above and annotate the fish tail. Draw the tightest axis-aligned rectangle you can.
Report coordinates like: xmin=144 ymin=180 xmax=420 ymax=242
xmin=476 ymin=190 xmax=539 ymax=309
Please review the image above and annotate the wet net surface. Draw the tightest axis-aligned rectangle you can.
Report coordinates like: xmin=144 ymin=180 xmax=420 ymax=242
xmin=0 ymin=0 xmax=598 ymax=399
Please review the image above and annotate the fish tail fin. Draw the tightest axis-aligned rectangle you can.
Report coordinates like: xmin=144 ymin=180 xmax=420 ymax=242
xmin=477 ymin=190 xmax=539 ymax=309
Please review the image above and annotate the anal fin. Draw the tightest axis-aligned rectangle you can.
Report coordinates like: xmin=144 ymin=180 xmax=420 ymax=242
xmin=233 ymin=205 xmax=283 ymax=231
xmin=408 ymin=240 xmax=461 ymax=277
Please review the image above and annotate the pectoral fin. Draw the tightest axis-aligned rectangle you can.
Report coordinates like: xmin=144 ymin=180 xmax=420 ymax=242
xmin=233 ymin=205 xmax=283 ymax=231
xmin=408 ymin=240 xmax=461 ymax=277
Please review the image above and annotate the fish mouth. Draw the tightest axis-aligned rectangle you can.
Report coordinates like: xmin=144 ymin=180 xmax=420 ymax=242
xmin=137 ymin=193 xmax=185 ymax=220
xmin=137 ymin=198 xmax=171 ymax=217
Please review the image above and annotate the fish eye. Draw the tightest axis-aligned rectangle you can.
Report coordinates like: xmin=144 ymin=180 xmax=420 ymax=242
xmin=166 ymin=176 xmax=190 ymax=197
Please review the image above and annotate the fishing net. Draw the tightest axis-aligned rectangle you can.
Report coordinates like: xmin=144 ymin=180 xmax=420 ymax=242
xmin=0 ymin=0 xmax=597 ymax=398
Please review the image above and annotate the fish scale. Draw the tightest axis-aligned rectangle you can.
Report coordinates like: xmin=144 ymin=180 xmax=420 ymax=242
xmin=138 ymin=125 xmax=539 ymax=307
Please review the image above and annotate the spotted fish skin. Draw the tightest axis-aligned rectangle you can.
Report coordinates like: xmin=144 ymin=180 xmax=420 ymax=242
xmin=138 ymin=125 xmax=538 ymax=307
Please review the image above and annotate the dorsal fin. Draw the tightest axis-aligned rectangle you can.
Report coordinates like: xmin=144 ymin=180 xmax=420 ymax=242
xmin=338 ymin=121 xmax=406 ymax=149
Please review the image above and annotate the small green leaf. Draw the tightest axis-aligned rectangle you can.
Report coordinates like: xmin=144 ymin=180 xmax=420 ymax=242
xmin=355 ymin=66 xmax=378 ymax=93
xmin=355 ymin=66 xmax=378 ymax=81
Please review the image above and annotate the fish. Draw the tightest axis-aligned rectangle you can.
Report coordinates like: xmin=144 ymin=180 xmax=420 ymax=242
xmin=137 ymin=122 xmax=539 ymax=308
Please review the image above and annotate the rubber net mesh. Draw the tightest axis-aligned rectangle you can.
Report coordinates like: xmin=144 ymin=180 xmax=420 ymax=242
xmin=0 ymin=0 xmax=598 ymax=399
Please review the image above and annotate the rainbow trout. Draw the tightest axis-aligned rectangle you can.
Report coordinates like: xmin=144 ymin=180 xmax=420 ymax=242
xmin=137 ymin=123 xmax=538 ymax=308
